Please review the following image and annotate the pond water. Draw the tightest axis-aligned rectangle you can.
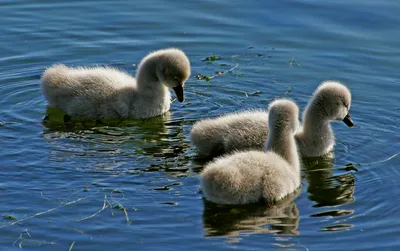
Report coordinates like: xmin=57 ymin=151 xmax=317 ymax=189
xmin=1 ymin=0 xmax=399 ymax=250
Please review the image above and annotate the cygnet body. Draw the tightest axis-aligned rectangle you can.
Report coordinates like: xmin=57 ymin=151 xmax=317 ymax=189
xmin=190 ymin=81 xmax=353 ymax=158
xmin=41 ymin=48 xmax=191 ymax=119
xmin=200 ymin=99 xmax=301 ymax=205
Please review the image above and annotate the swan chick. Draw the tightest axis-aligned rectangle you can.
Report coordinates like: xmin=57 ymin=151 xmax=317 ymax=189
xmin=295 ymin=80 xmax=353 ymax=156
xmin=200 ymin=99 xmax=300 ymax=205
xmin=190 ymin=80 xmax=353 ymax=158
xmin=41 ymin=48 xmax=191 ymax=119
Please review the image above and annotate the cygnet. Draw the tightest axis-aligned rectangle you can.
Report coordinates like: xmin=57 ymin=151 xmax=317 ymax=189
xmin=200 ymin=99 xmax=301 ymax=205
xmin=41 ymin=48 xmax=191 ymax=119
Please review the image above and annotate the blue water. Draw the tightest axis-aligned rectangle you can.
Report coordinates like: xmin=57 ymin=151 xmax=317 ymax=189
xmin=1 ymin=0 xmax=399 ymax=250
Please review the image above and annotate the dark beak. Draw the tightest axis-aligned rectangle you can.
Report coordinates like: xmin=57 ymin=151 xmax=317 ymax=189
xmin=342 ymin=113 xmax=354 ymax=128
xmin=173 ymin=85 xmax=184 ymax=102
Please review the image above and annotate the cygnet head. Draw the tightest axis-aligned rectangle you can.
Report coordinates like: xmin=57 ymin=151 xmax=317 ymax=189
xmin=268 ymin=99 xmax=299 ymax=134
xmin=310 ymin=81 xmax=354 ymax=127
xmin=139 ymin=48 xmax=191 ymax=102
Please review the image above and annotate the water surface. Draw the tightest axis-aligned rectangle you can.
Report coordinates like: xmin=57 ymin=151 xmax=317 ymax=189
xmin=1 ymin=0 xmax=400 ymax=250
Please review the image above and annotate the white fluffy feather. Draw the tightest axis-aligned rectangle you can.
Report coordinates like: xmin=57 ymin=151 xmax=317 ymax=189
xmin=191 ymin=81 xmax=353 ymax=157
xmin=200 ymin=99 xmax=300 ymax=205
xmin=41 ymin=48 xmax=191 ymax=119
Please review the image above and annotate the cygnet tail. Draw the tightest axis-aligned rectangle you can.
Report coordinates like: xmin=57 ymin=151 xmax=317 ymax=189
xmin=40 ymin=64 xmax=75 ymax=104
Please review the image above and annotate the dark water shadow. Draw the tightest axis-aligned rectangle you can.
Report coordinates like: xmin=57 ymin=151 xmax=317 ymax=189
xmin=42 ymin=107 xmax=191 ymax=171
xmin=42 ymin=106 xmax=173 ymax=133
xmin=202 ymin=189 xmax=301 ymax=237
xmin=191 ymin=151 xmax=237 ymax=173
xmin=191 ymin=155 xmax=217 ymax=173
xmin=302 ymin=155 xmax=356 ymax=209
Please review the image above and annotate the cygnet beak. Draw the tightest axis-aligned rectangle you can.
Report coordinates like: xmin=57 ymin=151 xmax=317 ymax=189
xmin=342 ymin=113 xmax=354 ymax=127
xmin=173 ymin=84 xmax=184 ymax=102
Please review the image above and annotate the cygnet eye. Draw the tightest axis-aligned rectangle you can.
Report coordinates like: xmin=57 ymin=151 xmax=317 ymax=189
xmin=342 ymin=101 xmax=349 ymax=109
xmin=173 ymin=76 xmax=180 ymax=84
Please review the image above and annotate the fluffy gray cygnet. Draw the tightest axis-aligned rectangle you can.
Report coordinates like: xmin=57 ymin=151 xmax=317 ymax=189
xmin=190 ymin=81 xmax=354 ymax=158
xmin=200 ymin=99 xmax=301 ymax=205
xmin=41 ymin=48 xmax=191 ymax=119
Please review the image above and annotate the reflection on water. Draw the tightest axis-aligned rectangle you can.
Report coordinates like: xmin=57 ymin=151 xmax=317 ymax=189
xmin=202 ymin=189 xmax=301 ymax=237
xmin=302 ymin=156 xmax=358 ymax=233
xmin=303 ymin=156 xmax=356 ymax=208
xmin=42 ymin=106 xmax=173 ymax=133
xmin=42 ymin=107 xmax=191 ymax=172
xmin=1 ymin=0 xmax=399 ymax=248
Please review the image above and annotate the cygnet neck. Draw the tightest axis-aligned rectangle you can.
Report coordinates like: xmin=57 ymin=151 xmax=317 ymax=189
xmin=265 ymin=126 xmax=300 ymax=173
xmin=296 ymin=103 xmax=334 ymax=157
xmin=301 ymin=103 xmax=334 ymax=141
xmin=135 ymin=56 xmax=169 ymax=98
